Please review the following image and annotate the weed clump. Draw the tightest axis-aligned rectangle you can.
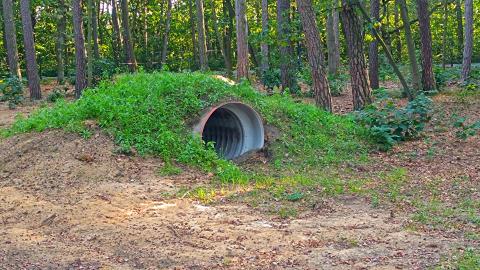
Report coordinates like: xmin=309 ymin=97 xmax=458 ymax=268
xmin=2 ymin=72 xmax=368 ymax=182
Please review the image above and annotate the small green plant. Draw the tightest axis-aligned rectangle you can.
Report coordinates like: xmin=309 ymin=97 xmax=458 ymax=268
xmin=157 ymin=162 xmax=183 ymax=176
xmin=0 ymin=76 xmax=23 ymax=109
xmin=328 ymin=73 xmax=349 ymax=96
xmin=452 ymin=115 xmax=480 ymax=140
xmin=435 ymin=248 xmax=480 ymax=270
xmin=47 ymin=87 xmax=66 ymax=103
xmin=355 ymin=94 xmax=433 ymax=150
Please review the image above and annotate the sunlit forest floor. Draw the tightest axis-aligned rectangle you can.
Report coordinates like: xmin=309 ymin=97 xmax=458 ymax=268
xmin=0 ymin=80 xmax=478 ymax=269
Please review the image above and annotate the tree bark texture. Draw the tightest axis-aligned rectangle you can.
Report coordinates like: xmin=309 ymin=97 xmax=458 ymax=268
xmin=20 ymin=0 xmax=41 ymax=100
xmin=72 ymin=0 xmax=87 ymax=98
xmin=196 ymin=0 xmax=209 ymax=71
xmin=55 ymin=0 xmax=67 ymax=84
xmin=416 ymin=0 xmax=436 ymax=91
xmin=260 ymin=0 xmax=269 ymax=81
xmin=111 ymin=0 xmax=123 ymax=64
xmin=120 ymin=0 xmax=137 ymax=72
xmin=277 ymin=0 xmax=296 ymax=92
xmin=327 ymin=0 xmax=340 ymax=75
xmin=340 ymin=0 xmax=372 ymax=110
xmin=161 ymin=0 xmax=172 ymax=66
xmin=369 ymin=0 xmax=380 ymax=89
xmin=455 ymin=0 xmax=463 ymax=59
xmin=461 ymin=0 xmax=473 ymax=82
xmin=297 ymin=0 xmax=332 ymax=112
xmin=223 ymin=0 xmax=234 ymax=77
xmin=2 ymin=0 xmax=21 ymax=78
xmin=235 ymin=0 xmax=248 ymax=80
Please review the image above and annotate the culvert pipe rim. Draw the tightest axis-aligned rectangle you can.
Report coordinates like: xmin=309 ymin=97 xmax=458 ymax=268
xmin=193 ymin=102 xmax=264 ymax=160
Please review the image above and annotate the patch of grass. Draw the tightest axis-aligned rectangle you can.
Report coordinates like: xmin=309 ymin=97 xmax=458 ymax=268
xmin=157 ymin=162 xmax=183 ymax=176
xmin=435 ymin=248 xmax=480 ymax=270
xmin=1 ymin=72 xmax=369 ymax=183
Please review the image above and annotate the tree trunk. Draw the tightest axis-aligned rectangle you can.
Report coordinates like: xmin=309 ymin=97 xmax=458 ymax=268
xmin=235 ymin=0 xmax=248 ymax=80
xmin=442 ymin=0 xmax=448 ymax=69
xmin=461 ymin=0 xmax=473 ymax=83
xmin=111 ymin=0 xmax=123 ymax=64
xmin=416 ymin=0 xmax=436 ymax=91
xmin=455 ymin=0 xmax=463 ymax=61
xmin=120 ymin=0 xmax=137 ymax=72
xmin=260 ymin=0 xmax=269 ymax=82
xmin=160 ymin=0 xmax=172 ymax=67
xmin=72 ymin=0 xmax=87 ymax=98
xmin=188 ymin=0 xmax=198 ymax=70
xmin=223 ymin=0 xmax=234 ymax=77
xmin=277 ymin=0 xmax=296 ymax=92
xmin=55 ymin=0 xmax=67 ymax=84
xmin=196 ymin=0 xmax=208 ymax=71
xmin=297 ymin=0 xmax=332 ymax=112
xmin=369 ymin=0 xmax=380 ymax=89
xmin=2 ymin=0 xmax=21 ymax=79
xmin=87 ymin=0 xmax=93 ymax=85
xmin=340 ymin=0 xmax=372 ymax=110
xmin=211 ymin=0 xmax=224 ymax=57
xmin=20 ymin=0 xmax=41 ymax=100
xmin=92 ymin=0 xmax=100 ymax=59
xmin=326 ymin=0 xmax=340 ymax=75
xmin=397 ymin=0 xmax=420 ymax=91
xmin=394 ymin=2 xmax=401 ymax=60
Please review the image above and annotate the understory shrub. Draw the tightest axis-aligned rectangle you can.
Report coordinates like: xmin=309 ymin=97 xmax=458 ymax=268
xmin=2 ymin=72 xmax=369 ymax=182
xmin=355 ymin=94 xmax=433 ymax=150
xmin=0 ymin=76 xmax=24 ymax=109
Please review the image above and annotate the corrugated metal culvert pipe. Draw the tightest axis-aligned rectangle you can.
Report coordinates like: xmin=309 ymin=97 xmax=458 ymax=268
xmin=193 ymin=102 xmax=265 ymax=160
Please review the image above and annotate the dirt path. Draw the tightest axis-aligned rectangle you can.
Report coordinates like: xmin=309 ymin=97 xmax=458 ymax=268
xmin=0 ymin=91 xmax=478 ymax=269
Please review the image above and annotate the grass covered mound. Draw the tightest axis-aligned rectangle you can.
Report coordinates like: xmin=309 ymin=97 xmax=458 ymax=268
xmin=1 ymin=72 xmax=368 ymax=182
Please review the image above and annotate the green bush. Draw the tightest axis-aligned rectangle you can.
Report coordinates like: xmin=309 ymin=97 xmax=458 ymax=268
xmin=0 ymin=76 xmax=24 ymax=109
xmin=355 ymin=94 xmax=433 ymax=150
xmin=328 ymin=73 xmax=349 ymax=96
xmin=2 ymin=72 xmax=369 ymax=182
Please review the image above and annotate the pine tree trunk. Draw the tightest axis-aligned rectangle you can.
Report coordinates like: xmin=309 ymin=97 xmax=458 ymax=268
xmin=160 ymin=0 xmax=172 ymax=67
xmin=397 ymin=0 xmax=420 ymax=91
xmin=369 ymin=0 xmax=380 ymax=89
xmin=340 ymin=0 xmax=372 ymax=110
xmin=188 ymin=0 xmax=198 ymax=70
xmin=111 ymin=0 xmax=123 ymax=64
xmin=72 ymin=0 xmax=87 ymax=98
xmin=2 ymin=0 xmax=21 ymax=79
xmin=416 ymin=0 xmax=436 ymax=91
xmin=196 ymin=0 xmax=208 ymax=71
xmin=461 ymin=0 xmax=473 ymax=83
xmin=92 ymin=0 xmax=100 ymax=59
xmin=223 ymin=0 xmax=234 ymax=77
xmin=455 ymin=0 xmax=463 ymax=61
xmin=442 ymin=0 xmax=448 ymax=69
xmin=20 ymin=0 xmax=41 ymax=100
xmin=211 ymin=0 xmax=225 ymax=59
xmin=120 ymin=0 xmax=137 ymax=72
xmin=55 ymin=0 xmax=66 ymax=84
xmin=87 ymin=0 xmax=93 ymax=85
xmin=394 ymin=3 xmax=401 ymax=60
xmin=260 ymin=0 xmax=269 ymax=81
xmin=235 ymin=0 xmax=248 ymax=80
xmin=326 ymin=0 xmax=340 ymax=75
xmin=277 ymin=0 xmax=296 ymax=92
xmin=297 ymin=0 xmax=332 ymax=112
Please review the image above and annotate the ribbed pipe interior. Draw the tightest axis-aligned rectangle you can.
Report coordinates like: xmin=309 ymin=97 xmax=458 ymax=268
xmin=202 ymin=108 xmax=244 ymax=160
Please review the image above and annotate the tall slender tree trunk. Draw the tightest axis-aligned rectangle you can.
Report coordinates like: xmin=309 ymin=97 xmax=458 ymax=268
xmin=416 ymin=0 xmax=436 ymax=91
xmin=211 ymin=0 xmax=224 ymax=57
xmin=235 ymin=0 xmax=248 ymax=80
xmin=55 ymin=0 xmax=67 ymax=84
xmin=297 ymin=0 xmax=332 ymax=112
xmin=188 ymin=0 xmax=198 ymax=70
xmin=260 ymin=0 xmax=269 ymax=82
xmin=277 ymin=0 xmax=296 ymax=92
xmin=160 ymin=0 xmax=172 ymax=67
xmin=196 ymin=0 xmax=208 ymax=71
xmin=87 ymin=0 xmax=94 ymax=85
xmin=20 ymin=0 xmax=41 ymax=100
xmin=223 ymin=0 xmax=234 ymax=77
xmin=461 ymin=0 xmax=473 ymax=83
xmin=340 ymin=0 xmax=372 ymax=110
xmin=111 ymin=0 xmax=123 ymax=64
xmin=442 ymin=0 xmax=448 ymax=69
xmin=92 ymin=0 xmax=100 ymax=59
xmin=455 ymin=0 xmax=463 ymax=61
xmin=327 ymin=0 xmax=340 ymax=75
xmin=397 ymin=0 xmax=420 ymax=91
xmin=369 ymin=0 xmax=380 ymax=89
xmin=72 ymin=0 xmax=87 ymax=98
xmin=2 ymin=0 xmax=21 ymax=79
xmin=120 ymin=0 xmax=137 ymax=72
xmin=394 ymin=3 xmax=401 ymax=60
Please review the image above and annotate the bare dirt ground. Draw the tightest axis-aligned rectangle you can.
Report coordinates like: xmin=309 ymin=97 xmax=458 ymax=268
xmin=0 ymin=88 xmax=478 ymax=269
